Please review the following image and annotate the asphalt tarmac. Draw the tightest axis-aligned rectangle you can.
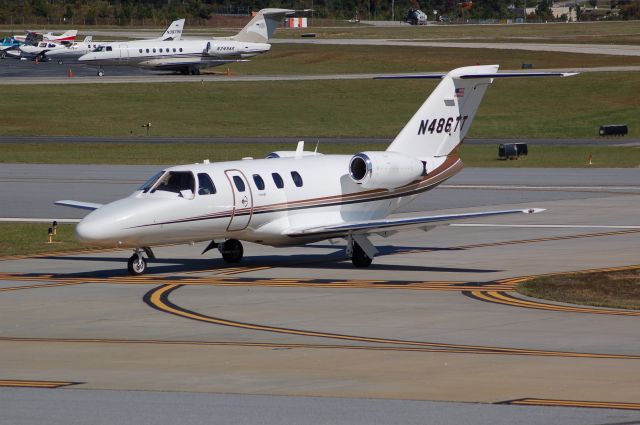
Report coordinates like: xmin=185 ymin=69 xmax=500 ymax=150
xmin=1 ymin=166 xmax=640 ymax=424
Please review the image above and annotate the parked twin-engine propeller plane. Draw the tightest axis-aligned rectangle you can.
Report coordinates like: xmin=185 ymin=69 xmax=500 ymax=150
xmin=56 ymin=65 xmax=576 ymax=275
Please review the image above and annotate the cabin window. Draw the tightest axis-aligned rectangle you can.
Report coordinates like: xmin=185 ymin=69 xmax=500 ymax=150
xmin=139 ymin=49 xmax=142 ymax=53
xmin=146 ymin=48 xmax=149 ymax=53
xmin=151 ymin=171 xmax=194 ymax=196
xmin=232 ymin=176 xmax=246 ymax=192
xmin=291 ymin=171 xmax=303 ymax=187
xmin=106 ymin=46 xmax=112 ymax=51
xmin=252 ymin=174 xmax=265 ymax=190
xmin=272 ymin=173 xmax=284 ymax=189
xmin=139 ymin=171 xmax=164 ymax=193
xmin=197 ymin=173 xmax=216 ymax=195
xmin=179 ymin=48 xmax=183 ymax=52
xmin=159 ymin=48 xmax=162 ymax=53
xmin=153 ymin=48 xmax=156 ymax=53
xmin=173 ymin=48 xmax=176 ymax=52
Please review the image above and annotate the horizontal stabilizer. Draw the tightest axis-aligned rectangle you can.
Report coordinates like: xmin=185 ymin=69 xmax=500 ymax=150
xmin=375 ymin=71 xmax=577 ymax=80
xmin=55 ymin=200 xmax=103 ymax=211
xmin=286 ymin=208 xmax=545 ymax=237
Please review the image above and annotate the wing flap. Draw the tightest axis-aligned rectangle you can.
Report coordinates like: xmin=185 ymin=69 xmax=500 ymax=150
xmin=286 ymin=208 xmax=545 ymax=237
xmin=55 ymin=200 xmax=103 ymax=211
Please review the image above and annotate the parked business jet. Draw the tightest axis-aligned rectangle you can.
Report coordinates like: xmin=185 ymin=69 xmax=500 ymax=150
xmin=78 ymin=8 xmax=293 ymax=76
xmin=56 ymin=65 xmax=575 ymax=275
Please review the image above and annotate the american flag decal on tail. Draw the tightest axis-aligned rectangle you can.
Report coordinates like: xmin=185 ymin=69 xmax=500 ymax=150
xmin=455 ymin=87 xmax=465 ymax=97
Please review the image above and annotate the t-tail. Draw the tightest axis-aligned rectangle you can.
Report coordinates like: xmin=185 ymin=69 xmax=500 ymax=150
xmin=382 ymin=65 xmax=577 ymax=159
xmin=233 ymin=9 xmax=294 ymax=43
xmin=159 ymin=19 xmax=185 ymax=41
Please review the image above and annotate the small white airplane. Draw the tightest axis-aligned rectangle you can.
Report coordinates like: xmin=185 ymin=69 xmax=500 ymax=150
xmin=14 ymin=29 xmax=78 ymax=44
xmin=56 ymin=65 xmax=576 ymax=275
xmin=42 ymin=36 xmax=96 ymax=63
xmin=78 ymin=9 xmax=293 ymax=76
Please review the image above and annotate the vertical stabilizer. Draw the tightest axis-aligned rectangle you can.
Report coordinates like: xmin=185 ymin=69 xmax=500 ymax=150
xmin=386 ymin=65 xmax=499 ymax=158
xmin=159 ymin=19 xmax=185 ymax=41
xmin=233 ymin=9 xmax=293 ymax=43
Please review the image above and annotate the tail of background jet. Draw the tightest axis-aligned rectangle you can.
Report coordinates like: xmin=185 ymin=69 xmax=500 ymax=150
xmin=82 ymin=36 xmax=93 ymax=43
xmin=233 ymin=8 xmax=294 ymax=43
xmin=158 ymin=18 xmax=185 ymax=41
xmin=386 ymin=65 xmax=499 ymax=159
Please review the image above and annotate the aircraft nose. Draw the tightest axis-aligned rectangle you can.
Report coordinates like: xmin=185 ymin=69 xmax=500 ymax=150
xmin=75 ymin=215 xmax=114 ymax=245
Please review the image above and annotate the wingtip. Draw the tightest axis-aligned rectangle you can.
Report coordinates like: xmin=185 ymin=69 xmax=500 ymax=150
xmin=523 ymin=208 xmax=546 ymax=214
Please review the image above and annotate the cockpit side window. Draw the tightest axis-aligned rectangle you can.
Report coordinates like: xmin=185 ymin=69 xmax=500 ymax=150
xmin=197 ymin=173 xmax=216 ymax=195
xmin=152 ymin=171 xmax=195 ymax=195
xmin=139 ymin=171 xmax=164 ymax=193
xmin=106 ymin=46 xmax=112 ymax=51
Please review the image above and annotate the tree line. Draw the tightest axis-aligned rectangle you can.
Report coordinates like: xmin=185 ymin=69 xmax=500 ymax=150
xmin=0 ymin=0 xmax=637 ymax=26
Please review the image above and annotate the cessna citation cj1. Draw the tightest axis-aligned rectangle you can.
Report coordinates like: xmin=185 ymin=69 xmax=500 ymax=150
xmin=56 ymin=65 xmax=575 ymax=275
xmin=78 ymin=8 xmax=293 ymax=76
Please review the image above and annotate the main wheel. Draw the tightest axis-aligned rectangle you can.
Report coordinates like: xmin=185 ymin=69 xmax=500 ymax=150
xmin=351 ymin=242 xmax=373 ymax=268
xmin=57 ymin=59 xmax=63 ymax=65
xmin=97 ymin=70 xmax=104 ymax=77
xmin=220 ymin=239 xmax=243 ymax=263
xmin=127 ymin=254 xmax=147 ymax=275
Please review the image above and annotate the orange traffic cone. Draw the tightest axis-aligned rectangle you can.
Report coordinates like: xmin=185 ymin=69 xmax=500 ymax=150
xmin=67 ymin=67 xmax=73 ymax=78
xmin=587 ymin=153 xmax=593 ymax=165
xmin=226 ymin=67 xmax=232 ymax=76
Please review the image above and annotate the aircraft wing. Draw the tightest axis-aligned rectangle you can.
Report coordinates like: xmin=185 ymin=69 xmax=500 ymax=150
xmin=55 ymin=200 xmax=103 ymax=211
xmin=286 ymin=208 xmax=545 ymax=238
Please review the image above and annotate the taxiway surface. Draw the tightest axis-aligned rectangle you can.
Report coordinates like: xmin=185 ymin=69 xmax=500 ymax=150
xmin=1 ymin=166 xmax=639 ymax=424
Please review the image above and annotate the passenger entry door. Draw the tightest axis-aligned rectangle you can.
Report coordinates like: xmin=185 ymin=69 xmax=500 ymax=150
xmin=225 ymin=170 xmax=253 ymax=232
xmin=119 ymin=44 xmax=129 ymax=61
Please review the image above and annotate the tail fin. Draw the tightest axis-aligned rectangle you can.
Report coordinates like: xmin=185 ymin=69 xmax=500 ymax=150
xmin=56 ymin=30 xmax=78 ymax=41
xmin=233 ymin=8 xmax=293 ymax=43
xmin=159 ymin=18 xmax=185 ymax=41
xmin=384 ymin=65 xmax=577 ymax=158
xmin=386 ymin=65 xmax=499 ymax=158
xmin=82 ymin=36 xmax=92 ymax=43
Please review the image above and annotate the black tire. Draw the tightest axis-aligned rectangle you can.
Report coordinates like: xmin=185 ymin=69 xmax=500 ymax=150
xmin=351 ymin=242 xmax=373 ymax=268
xmin=221 ymin=239 xmax=243 ymax=263
xmin=127 ymin=254 xmax=147 ymax=275
xmin=57 ymin=59 xmax=63 ymax=65
xmin=97 ymin=70 xmax=104 ymax=77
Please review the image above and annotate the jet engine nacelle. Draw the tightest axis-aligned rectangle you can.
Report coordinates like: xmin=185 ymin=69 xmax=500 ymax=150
xmin=349 ymin=151 xmax=425 ymax=190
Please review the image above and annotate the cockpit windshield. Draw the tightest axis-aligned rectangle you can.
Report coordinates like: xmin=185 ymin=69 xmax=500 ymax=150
xmin=151 ymin=171 xmax=195 ymax=195
xmin=138 ymin=171 xmax=164 ymax=193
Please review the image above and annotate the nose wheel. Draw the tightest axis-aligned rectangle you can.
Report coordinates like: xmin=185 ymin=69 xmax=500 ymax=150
xmin=97 ymin=69 xmax=104 ymax=77
xmin=219 ymin=239 xmax=243 ymax=263
xmin=127 ymin=253 xmax=147 ymax=275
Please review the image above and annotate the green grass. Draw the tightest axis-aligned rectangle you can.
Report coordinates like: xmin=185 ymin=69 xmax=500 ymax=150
xmin=0 ymin=223 xmax=91 ymax=256
xmin=1 ymin=143 xmax=638 ymax=167
xmin=0 ymin=73 xmax=638 ymax=139
xmin=222 ymin=43 xmax=640 ymax=75
xmin=517 ymin=268 xmax=640 ymax=310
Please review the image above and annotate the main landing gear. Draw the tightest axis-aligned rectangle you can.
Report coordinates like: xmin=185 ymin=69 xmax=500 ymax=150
xmin=97 ymin=68 xmax=104 ymax=77
xmin=219 ymin=239 xmax=244 ymax=263
xmin=346 ymin=234 xmax=379 ymax=268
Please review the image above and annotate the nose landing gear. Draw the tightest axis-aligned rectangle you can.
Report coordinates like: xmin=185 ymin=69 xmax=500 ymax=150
xmin=127 ymin=247 xmax=155 ymax=275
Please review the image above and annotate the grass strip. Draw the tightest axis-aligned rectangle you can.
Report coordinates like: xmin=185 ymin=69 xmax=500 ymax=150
xmin=0 ymin=223 xmax=91 ymax=257
xmin=517 ymin=269 xmax=640 ymax=310
xmin=0 ymin=143 xmax=638 ymax=167
xmin=0 ymin=73 xmax=639 ymax=139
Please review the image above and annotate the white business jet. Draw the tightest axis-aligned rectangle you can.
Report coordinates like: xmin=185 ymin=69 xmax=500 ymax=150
xmin=56 ymin=65 xmax=575 ymax=275
xmin=78 ymin=8 xmax=292 ymax=76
